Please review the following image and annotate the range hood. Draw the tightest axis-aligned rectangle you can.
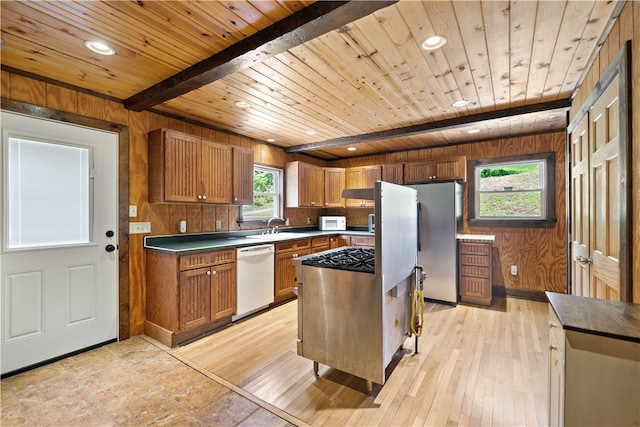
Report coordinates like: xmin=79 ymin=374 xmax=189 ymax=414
xmin=341 ymin=187 xmax=375 ymax=200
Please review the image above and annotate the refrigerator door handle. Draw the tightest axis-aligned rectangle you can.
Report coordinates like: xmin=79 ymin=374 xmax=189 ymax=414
xmin=417 ymin=202 xmax=423 ymax=252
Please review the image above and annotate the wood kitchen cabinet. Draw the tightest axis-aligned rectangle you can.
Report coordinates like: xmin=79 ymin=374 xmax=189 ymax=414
xmin=329 ymin=235 xmax=351 ymax=248
xmin=311 ymin=236 xmax=330 ymax=253
xmin=274 ymin=239 xmax=311 ymax=304
xmin=324 ymin=167 xmax=346 ymax=207
xmin=232 ymin=146 xmax=254 ymax=205
xmin=148 ymin=128 xmax=253 ymax=205
xmin=459 ymin=240 xmax=492 ymax=306
xmin=382 ymin=163 xmax=404 ymax=184
xmin=351 ymin=235 xmax=375 ymax=247
xmin=286 ymin=161 xmax=325 ymax=207
xmin=345 ymin=165 xmax=381 ymax=207
xmin=145 ymin=248 xmax=236 ymax=347
xmin=404 ymin=156 xmax=467 ymax=184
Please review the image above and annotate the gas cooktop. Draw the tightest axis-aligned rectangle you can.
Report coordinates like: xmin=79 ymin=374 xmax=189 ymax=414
xmin=301 ymin=247 xmax=375 ymax=273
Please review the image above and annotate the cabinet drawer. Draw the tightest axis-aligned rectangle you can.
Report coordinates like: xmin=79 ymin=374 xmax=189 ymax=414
xmin=351 ymin=236 xmax=375 ymax=247
xmin=460 ymin=253 xmax=490 ymax=267
xmin=460 ymin=265 xmax=490 ymax=278
xmin=311 ymin=236 xmax=330 ymax=248
xmin=275 ymin=239 xmax=311 ymax=253
xmin=548 ymin=306 xmax=565 ymax=355
xmin=459 ymin=242 xmax=491 ymax=256
xmin=179 ymin=249 xmax=235 ymax=271
xmin=460 ymin=276 xmax=491 ymax=299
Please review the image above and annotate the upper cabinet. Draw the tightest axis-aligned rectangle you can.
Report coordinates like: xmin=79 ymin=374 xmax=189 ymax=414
xmin=148 ymin=129 xmax=253 ymax=205
xmin=382 ymin=163 xmax=404 ymax=185
xmin=324 ymin=167 xmax=345 ymax=208
xmin=404 ymin=156 xmax=467 ymax=184
xmin=232 ymin=146 xmax=254 ymax=205
xmin=345 ymin=165 xmax=381 ymax=207
xmin=286 ymin=161 xmax=325 ymax=208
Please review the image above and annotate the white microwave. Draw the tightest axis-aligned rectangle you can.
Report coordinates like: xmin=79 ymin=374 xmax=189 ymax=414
xmin=319 ymin=216 xmax=346 ymax=231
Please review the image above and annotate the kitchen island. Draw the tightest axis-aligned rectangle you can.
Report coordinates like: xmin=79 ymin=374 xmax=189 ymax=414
xmin=546 ymin=292 xmax=640 ymax=426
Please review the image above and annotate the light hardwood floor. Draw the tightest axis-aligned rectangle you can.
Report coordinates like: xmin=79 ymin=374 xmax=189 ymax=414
xmin=174 ymin=297 xmax=549 ymax=427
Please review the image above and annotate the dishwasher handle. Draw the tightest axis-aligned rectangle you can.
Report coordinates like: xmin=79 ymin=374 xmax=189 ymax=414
xmin=237 ymin=244 xmax=274 ymax=258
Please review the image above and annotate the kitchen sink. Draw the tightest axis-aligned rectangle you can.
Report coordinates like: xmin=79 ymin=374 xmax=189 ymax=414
xmin=246 ymin=232 xmax=310 ymax=241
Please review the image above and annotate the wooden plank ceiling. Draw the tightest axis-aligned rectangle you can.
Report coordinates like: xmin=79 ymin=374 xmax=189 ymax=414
xmin=0 ymin=1 xmax=621 ymax=160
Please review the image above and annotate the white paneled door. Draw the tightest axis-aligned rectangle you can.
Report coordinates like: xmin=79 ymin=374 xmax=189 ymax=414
xmin=1 ymin=111 xmax=118 ymax=375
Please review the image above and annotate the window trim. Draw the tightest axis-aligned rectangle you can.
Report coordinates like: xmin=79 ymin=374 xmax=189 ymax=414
xmin=238 ymin=164 xmax=284 ymax=225
xmin=468 ymin=152 xmax=556 ymax=228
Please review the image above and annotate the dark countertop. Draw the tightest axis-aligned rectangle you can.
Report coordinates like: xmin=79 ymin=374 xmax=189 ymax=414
xmin=144 ymin=227 xmax=374 ymax=254
xmin=546 ymin=292 xmax=640 ymax=343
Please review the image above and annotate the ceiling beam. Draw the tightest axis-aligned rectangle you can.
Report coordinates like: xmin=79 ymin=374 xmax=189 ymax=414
xmin=285 ymin=99 xmax=572 ymax=153
xmin=124 ymin=1 xmax=397 ymax=112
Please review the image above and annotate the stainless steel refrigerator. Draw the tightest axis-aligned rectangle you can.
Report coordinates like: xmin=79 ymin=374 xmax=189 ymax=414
xmin=409 ymin=182 xmax=462 ymax=304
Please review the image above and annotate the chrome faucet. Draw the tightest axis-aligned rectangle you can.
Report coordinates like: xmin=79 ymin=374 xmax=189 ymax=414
xmin=266 ymin=216 xmax=283 ymax=234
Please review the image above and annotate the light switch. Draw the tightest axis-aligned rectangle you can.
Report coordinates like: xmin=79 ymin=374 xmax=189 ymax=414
xmin=129 ymin=205 xmax=137 ymax=217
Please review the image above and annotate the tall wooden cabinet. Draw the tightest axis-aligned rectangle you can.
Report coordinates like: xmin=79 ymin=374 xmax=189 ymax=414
xmin=148 ymin=128 xmax=252 ymax=205
xmin=145 ymin=248 xmax=236 ymax=347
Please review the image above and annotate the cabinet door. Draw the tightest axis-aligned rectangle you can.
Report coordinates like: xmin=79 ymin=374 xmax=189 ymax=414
xmin=324 ymin=167 xmax=345 ymax=207
xmin=329 ymin=235 xmax=351 ymax=248
xmin=345 ymin=167 xmax=364 ymax=207
xmin=300 ymin=163 xmax=324 ymax=207
xmin=178 ymin=267 xmax=211 ymax=331
xmin=360 ymin=166 xmax=381 ymax=207
xmin=404 ymin=161 xmax=435 ymax=184
xmin=352 ymin=236 xmax=375 ymax=247
xmin=275 ymin=248 xmax=311 ymax=303
xmin=202 ymin=139 xmax=232 ymax=203
xmin=211 ymin=262 xmax=236 ymax=320
xmin=382 ymin=163 xmax=404 ymax=184
xmin=164 ymin=131 xmax=201 ymax=202
xmin=432 ymin=156 xmax=466 ymax=182
xmin=232 ymin=147 xmax=254 ymax=205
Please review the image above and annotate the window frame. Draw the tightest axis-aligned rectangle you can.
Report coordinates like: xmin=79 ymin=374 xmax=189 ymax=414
xmin=468 ymin=152 xmax=556 ymax=228
xmin=239 ymin=164 xmax=284 ymax=225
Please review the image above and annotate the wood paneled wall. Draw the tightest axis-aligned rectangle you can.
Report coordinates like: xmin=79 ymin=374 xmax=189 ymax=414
xmin=330 ymin=132 xmax=567 ymax=296
xmin=569 ymin=1 xmax=639 ymax=304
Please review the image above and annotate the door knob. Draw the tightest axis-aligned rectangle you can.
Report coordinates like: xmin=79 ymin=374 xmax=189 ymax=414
xmin=575 ymin=255 xmax=592 ymax=265
xmin=105 ymin=244 xmax=116 ymax=253
xmin=105 ymin=230 xmax=114 ymax=237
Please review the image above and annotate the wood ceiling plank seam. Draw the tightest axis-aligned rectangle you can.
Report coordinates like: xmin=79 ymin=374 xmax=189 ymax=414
xmin=250 ymin=1 xmax=314 ymax=19
xmin=365 ymin=5 xmax=441 ymax=122
xmin=397 ymin=1 xmax=458 ymax=120
xmin=290 ymin=38 xmax=404 ymax=129
xmin=396 ymin=1 xmax=464 ymax=118
xmin=221 ymin=1 xmax=279 ymax=28
xmin=481 ymin=0 xmax=512 ymax=107
xmin=336 ymin=18 xmax=431 ymax=126
xmin=425 ymin=1 xmax=481 ymax=113
xmin=542 ymin=0 xmax=597 ymax=100
xmin=525 ymin=1 xmax=566 ymax=104
xmin=450 ymin=0 xmax=496 ymax=111
xmin=508 ymin=1 xmax=538 ymax=108
xmin=558 ymin=0 xmax=619 ymax=97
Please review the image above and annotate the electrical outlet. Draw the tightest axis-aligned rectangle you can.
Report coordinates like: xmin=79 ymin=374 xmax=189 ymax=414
xmin=179 ymin=220 xmax=187 ymax=233
xmin=129 ymin=205 xmax=137 ymax=217
xmin=307 ymin=217 xmax=312 ymax=225
xmin=129 ymin=222 xmax=151 ymax=234
xmin=215 ymin=219 xmax=222 ymax=230
xmin=511 ymin=265 xmax=518 ymax=276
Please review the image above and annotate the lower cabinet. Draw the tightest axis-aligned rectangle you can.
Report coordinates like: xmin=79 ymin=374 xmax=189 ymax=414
xmin=459 ymin=241 xmax=492 ymax=306
xmin=274 ymin=239 xmax=311 ymax=304
xmin=329 ymin=235 xmax=351 ymax=248
xmin=146 ymin=248 xmax=236 ymax=347
xmin=351 ymin=235 xmax=375 ymax=247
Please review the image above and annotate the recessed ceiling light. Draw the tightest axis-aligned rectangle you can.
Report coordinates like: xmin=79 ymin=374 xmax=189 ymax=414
xmin=421 ymin=34 xmax=447 ymax=51
xmin=266 ymin=138 xmax=275 ymax=143
xmin=467 ymin=129 xmax=480 ymax=134
xmin=347 ymin=146 xmax=357 ymax=151
xmin=452 ymin=99 xmax=469 ymax=108
xmin=235 ymin=101 xmax=250 ymax=108
xmin=305 ymin=130 xmax=317 ymax=136
xmin=84 ymin=40 xmax=115 ymax=56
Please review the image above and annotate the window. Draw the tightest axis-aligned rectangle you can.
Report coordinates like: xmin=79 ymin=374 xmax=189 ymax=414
xmin=240 ymin=165 xmax=283 ymax=222
xmin=6 ymin=137 xmax=92 ymax=249
xmin=468 ymin=152 xmax=556 ymax=228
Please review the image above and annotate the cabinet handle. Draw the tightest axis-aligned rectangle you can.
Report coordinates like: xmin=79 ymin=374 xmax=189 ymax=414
xmin=234 ymin=197 xmax=238 ymax=202
xmin=206 ymin=270 xmax=211 ymax=276
xmin=311 ymin=201 xmax=315 ymax=205
xmin=549 ymin=344 xmax=558 ymax=351
xmin=549 ymin=322 xmax=558 ymax=328
xmin=202 ymin=195 xmax=207 ymax=200
xmin=212 ymin=270 xmax=217 ymax=275
xmin=197 ymin=194 xmax=203 ymax=200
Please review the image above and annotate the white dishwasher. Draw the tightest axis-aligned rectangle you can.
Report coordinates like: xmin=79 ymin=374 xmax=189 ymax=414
xmin=234 ymin=244 xmax=275 ymax=321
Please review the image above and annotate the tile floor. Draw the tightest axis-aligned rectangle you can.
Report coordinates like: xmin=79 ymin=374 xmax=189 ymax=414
xmin=1 ymin=336 xmax=293 ymax=426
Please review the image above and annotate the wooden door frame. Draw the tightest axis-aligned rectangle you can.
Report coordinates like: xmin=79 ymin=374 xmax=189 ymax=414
xmin=1 ymin=98 xmax=131 ymax=337
xmin=566 ymin=41 xmax=632 ymax=302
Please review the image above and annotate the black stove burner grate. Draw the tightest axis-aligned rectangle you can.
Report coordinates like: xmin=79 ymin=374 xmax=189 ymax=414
xmin=301 ymin=247 xmax=375 ymax=273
